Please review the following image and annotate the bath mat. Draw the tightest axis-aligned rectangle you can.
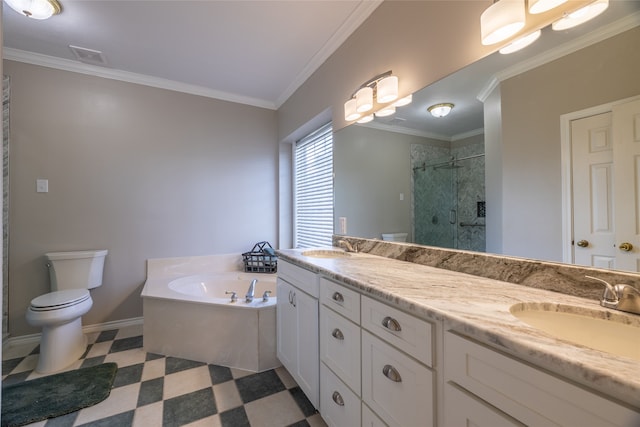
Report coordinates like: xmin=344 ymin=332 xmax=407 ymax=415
xmin=1 ymin=362 xmax=118 ymax=427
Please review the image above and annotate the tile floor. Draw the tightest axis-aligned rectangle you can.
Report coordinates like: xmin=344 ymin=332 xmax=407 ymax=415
xmin=2 ymin=324 xmax=328 ymax=427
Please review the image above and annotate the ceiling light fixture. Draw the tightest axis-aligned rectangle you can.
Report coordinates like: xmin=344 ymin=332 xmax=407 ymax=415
xmin=552 ymin=0 xmax=609 ymax=30
xmin=428 ymin=103 xmax=454 ymax=118
xmin=528 ymin=0 xmax=567 ymax=14
xmin=4 ymin=0 xmax=61 ymax=19
xmin=480 ymin=0 xmax=526 ymax=45
xmin=499 ymin=30 xmax=541 ymax=54
xmin=344 ymin=71 xmax=408 ymax=122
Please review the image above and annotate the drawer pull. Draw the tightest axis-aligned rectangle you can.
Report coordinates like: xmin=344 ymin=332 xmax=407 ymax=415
xmin=331 ymin=328 xmax=344 ymax=340
xmin=332 ymin=292 xmax=344 ymax=303
xmin=382 ymin=316 xmax=402 ymax=332
xmin=332 ymin=391 xmax=345 ymax=406
xmin=382 ymin=364 xmax=402 ymax=383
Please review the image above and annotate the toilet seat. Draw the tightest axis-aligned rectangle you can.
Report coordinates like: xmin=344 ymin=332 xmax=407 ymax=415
xmin=30 ymin=289 xmax=90 ymax=311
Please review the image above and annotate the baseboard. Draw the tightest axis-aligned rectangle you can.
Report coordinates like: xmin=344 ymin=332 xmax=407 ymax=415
xmin=2 ymin=317 xmax=144 ymax=352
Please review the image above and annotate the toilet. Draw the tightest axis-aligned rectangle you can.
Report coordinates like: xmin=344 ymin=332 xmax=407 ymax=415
xmin=26 ymin=249 xmax=108 ymax=373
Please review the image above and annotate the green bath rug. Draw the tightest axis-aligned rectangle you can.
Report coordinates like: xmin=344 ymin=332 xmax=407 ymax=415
xmin=1 ymin=362 xmax=118 ymax=427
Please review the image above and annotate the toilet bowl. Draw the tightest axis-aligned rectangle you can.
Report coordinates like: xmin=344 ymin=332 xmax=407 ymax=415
xmin=25 ymin=250 xmax=107 ymax=373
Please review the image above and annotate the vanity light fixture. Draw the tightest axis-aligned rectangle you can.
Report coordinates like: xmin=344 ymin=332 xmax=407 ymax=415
xmin=4 ymin=0 xmax=61 ymax=19
xmin=552 ymin=0 xmax=609 ymax=30
xmin=528 ymin=0 xmax=567 ymax=14
xmin=357 ymin=114 xmax=374 ymax=124
xmin=499 ymin=30 xmax=541 ymax=54
xmin=480 ymin=0 xmax=526 ymax=45
xmin=428 ymin=103 xmax=454 ymax=118
xmin=344 ymin=71 xmax=407 ymax=122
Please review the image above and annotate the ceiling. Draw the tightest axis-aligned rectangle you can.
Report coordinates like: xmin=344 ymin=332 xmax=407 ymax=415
xmin=2 ymin=0 xmax=381 ymax=109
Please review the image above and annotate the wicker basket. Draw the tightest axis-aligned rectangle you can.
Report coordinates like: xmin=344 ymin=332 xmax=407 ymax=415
xmin=242 ymin=241 xmax=277 ymax=273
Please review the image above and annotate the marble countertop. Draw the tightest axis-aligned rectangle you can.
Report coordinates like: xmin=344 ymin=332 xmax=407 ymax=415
xmin=276 ymin=248 xmax=640 ymax=409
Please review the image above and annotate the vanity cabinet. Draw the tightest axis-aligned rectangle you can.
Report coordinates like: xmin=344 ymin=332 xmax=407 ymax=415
xmin=361 ymin=296 xmax=435 ymax=427
xmin=444 ymin=331 xmax=640 ymax=427
xmin=276 ymin=260 xmax=319 ymax=408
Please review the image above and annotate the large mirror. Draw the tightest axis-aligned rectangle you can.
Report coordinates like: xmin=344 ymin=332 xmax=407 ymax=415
xmin=334 ymin=1 xmax=640 ymax=271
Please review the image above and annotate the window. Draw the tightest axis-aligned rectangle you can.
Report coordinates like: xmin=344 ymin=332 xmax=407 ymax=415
xmin=294 ymin=123 xmax=333 ymax=248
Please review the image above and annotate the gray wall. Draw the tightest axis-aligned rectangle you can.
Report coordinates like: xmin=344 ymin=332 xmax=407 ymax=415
xmin=496 ymin=27 xmax=640 ymax=262
xmin=5 ymin=61 xmax=278 ymax=336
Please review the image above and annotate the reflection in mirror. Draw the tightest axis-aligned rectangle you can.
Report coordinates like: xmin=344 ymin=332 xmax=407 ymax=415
xmin=334 ymin=1 xmax=640 ymax=271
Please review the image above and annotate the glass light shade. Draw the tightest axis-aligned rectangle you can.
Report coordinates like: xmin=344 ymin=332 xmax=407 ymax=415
xmin=393 ymin=94 xmax=413 ymax=107
xmin=377 ymin=76 xmax=398 ymax=104
xmin=528 ymin=0 xmax=567 ymax=14
xmin=481 ymin=0 xmax=526 ymax=45
xmin=4 ymin=0 xmax=61 ymax=19
xmin=344 ymin=98 xmax=361 ymax=121
xmin=356 ymin=86 xmax=374 ymax=113
xmin=374 ymin=106 xmax=396 ymax=117
xmin=428 ymin=103 xmax=454 ymax=118
xmin=552 ymin=0 xmax=609 ymax=30
xmin=499 ymin=30 xmax=541 ymax=54
xmin=357 ymin=114 xmax=374 ymax=124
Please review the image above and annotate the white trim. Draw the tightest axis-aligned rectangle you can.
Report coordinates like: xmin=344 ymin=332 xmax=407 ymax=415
xmin=496 ymin=11 xmax=640 ymax=83
xmin=452 ymin=127 xmax=485 ymax=142
xmin=359 ymin=121 xmax=484 ymax=143
xmin=3 ymin=48 xmax=277 ymax=110
xmin=2 ymin=317 xmax=144 ymax=351
xmin=559 ymin=94 xmax=640 ymax=264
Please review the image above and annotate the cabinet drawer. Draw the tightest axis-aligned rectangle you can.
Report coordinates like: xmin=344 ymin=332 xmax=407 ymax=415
xmin=445 ymin=331 xmax=640 ymax=427
xmin=278 ymin=260 xmax=319 ymax=297
xmin=320 ymin=363 xmax=361 ymax=427
xmin=444 ymin=383 xmax=524 ymax=427
xmin=361 ymin=296 xmax=433 ymax=366
xmin=320 ymin=305 xmax=361 ymax=395
xmin=362 ymin=331 xmax=434 ymax=427
xmin=362 ymin=403 xmax=388 ymax=427
xmin=320 ymin=277 xmax=360 ymax=324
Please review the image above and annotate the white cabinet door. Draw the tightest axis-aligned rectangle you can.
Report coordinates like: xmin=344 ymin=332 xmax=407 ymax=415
xmin=294 ymin=287 xmax=319 ymax=408
xmin=444 ymin=383 xmax=524 ymax=427
xmin=276 ymin=279 xmax=297 ymax=372
xmin=320 ymin=363 xmax=361 ymax=427
xmin=320 ymin=305 xmax=361 ymax=395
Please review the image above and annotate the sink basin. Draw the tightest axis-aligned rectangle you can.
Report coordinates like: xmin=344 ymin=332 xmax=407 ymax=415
xmin=301 ymin=250 xmax=351 ymax=258
xmin=510 ymin=303 xmax=640 ymax=361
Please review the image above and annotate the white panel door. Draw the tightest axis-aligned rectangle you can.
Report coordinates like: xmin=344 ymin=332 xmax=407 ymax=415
xmin=571 ymin=112 xmax=615 ymax=268
xmin=612 ymin=98 xmax=640 ymax=272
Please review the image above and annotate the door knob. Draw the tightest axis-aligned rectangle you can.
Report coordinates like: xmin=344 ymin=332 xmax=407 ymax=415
xmin=619 ymin=242 xmax=633 ymax=252
xmin=576 ymin=240 xmax=589 ymax=248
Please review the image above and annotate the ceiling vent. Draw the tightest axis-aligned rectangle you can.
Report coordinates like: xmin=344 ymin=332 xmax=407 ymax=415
xmin=69 ymin=45 xmax=107 ymax=66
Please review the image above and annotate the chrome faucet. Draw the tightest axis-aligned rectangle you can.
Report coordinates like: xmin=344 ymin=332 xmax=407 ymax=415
xmin=337 ymin=239 xmax=358 ymax=253
xmin=246 ymin=279 xmax=258 ymax=303
xmin=586 ymin=276 xmax=640 ymax=315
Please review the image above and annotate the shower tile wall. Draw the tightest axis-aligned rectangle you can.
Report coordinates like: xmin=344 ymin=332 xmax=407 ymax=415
xmin=411 ymin=139 xmax=485 ymax=252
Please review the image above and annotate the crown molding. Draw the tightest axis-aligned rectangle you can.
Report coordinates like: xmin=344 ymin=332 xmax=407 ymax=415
xmin=3 ymin=48 xmax=278 ymax=110
xmin=274 ymin=0 xmax=383 ymax=108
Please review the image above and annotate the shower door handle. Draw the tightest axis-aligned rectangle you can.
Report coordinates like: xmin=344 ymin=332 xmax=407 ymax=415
xmin=449 ymin=209 xmax=457 ymax=225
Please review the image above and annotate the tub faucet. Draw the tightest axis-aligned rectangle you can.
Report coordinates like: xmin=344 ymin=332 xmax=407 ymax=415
xmin=586 ymin=276 xmax=640 ymax=315
xmin=246 ymin=279 xmax=258 ymax=303
xmin=337 ymin=239 xmax=358 ymax=253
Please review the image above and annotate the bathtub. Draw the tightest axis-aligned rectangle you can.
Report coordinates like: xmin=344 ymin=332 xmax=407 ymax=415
xmin=142 ymin=255 xmax=280 ymax=372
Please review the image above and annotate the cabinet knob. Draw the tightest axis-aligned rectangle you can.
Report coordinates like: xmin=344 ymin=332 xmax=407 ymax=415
xmin=619 ymin=242 xmax=633 ymax=252
xmin=332 ymin=391 xmax=345 ymax=406
xmin=382 ymin=364 xmax=402 ymax=382
xmin=331 ymin=328 xmax=344 ymax=340
xmin=382 ymin=316 xmax=402 ymax=332
xmin=332 ymin=292 xmax=344 ymax=303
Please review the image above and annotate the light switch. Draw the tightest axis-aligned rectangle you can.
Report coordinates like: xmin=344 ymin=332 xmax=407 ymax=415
xmin=400 ymin=193 xmax=404 ymax=201
xmin=339 ymin=217 xmax=347 ymax=234
xmin=36 ymin=179 xmax=49 ymax=193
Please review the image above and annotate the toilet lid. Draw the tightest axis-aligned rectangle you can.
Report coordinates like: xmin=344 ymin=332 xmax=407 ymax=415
xmin=30 ymin=289 xmax=90 ymax=310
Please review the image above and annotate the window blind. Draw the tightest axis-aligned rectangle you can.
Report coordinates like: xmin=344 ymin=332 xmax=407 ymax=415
xmin=294 ymin=123 xmax=333 ymax=248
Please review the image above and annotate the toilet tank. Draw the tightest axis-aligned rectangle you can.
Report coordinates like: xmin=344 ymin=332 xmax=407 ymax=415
xmin=45 ymin=250 xmax=108 ymax=291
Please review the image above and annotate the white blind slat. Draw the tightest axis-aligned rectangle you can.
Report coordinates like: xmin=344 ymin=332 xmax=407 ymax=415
xmin=294 ymin=123 xmax=333 ymax=248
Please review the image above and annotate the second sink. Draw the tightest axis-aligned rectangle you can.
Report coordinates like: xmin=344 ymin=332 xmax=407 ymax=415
xmin=510 ymin=303 xmax=640 ymax=361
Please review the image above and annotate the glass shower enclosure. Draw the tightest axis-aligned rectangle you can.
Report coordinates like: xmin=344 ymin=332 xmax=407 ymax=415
xmin=413 ymin=153 xmax=485 ymax=251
